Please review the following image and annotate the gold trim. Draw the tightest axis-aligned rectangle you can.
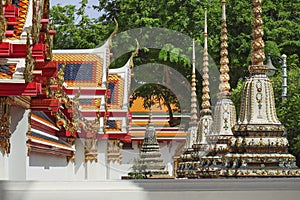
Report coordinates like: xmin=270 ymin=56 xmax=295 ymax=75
xmin=0 ymin=97 xmax=11 ymax=155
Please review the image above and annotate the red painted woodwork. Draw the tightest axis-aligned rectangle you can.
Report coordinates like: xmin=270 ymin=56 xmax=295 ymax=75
xmin=32 ymin=44 xmax=46 ymax=62
xmin=7 ymin=17 xmax=17 ymax=26
xmin=64 ymin=87 xmax=106 ymax=95
xmin=5 ymin=30 xmax=14 ymax=37
xmin=49 ymin=30 xmax=56 ymax=35
xmin=0 ymin=42 xmax=12 ymax=56
xmin=11 ymin=44 xmax=27 ymax=57
xmin=31 ymin=98 xmax=60 ymax=112
xmin=0 ymin=82 xmax=41 ymax=96
xmin=3 ymin=5 xmax=19 ymax=18
xmin=40 ymin=19 xmax=49 ymax=24
xmin=108 ymin=134 xmax=129 ymax=139
xmin=0 ymin=43 xmax=28 ymax=57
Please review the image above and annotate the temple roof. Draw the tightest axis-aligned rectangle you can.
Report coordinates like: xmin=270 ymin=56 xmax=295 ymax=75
xmin=53 ymin=53 xmax=104 ymax=87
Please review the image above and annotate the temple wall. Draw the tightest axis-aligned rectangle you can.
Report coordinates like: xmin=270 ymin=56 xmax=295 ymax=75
xmin=159 ymin=141 xmax=183 ymax=176
xmin=0 ymin=155 xmax=8 ymax=179
xmin=27 ymin=152 xmax=73 ymax=180
xmin=7 ymin=107 xmax=28 ymax=180
xmin=107 ymin=142 xmax=139 ymax=179
xmin=85 ymin=140 xmax=107 ymax=180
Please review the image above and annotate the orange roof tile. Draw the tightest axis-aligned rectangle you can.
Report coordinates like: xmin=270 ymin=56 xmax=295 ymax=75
xmin=8 ymin=0 xmax=29 ymax=40
xmin=108 ymin=74 xmax=124 ymax=110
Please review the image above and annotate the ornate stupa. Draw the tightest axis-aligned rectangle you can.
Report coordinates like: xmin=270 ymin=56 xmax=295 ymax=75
xmin=176 ymin=9 xmax=214 ymax=178
xmin=207 ymin=0 xmax=237 ymax=176
xmin=224 ymin=0 xmax=300 ymax=177
xmin=137 ymin=107 xmax=169 ymax=177
xmin=176 ymin=38 xmax=200 ymax=178
xmin=185 ymin=38 xmax=199 ymax=150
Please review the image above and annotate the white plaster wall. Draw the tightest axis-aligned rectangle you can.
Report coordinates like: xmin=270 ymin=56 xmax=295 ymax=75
xmin=73 ymin=139 xmax=85 ymax=180
xmin=108 ymin=162 xmax=132 ymax=180
xmin=8 ymin=106 xmax=29 ymax=180
xmin=0 ymin=154 xmax=8 ymax=180
xmin=27 ymin=152 xmax=73 ymax=180
xmin=159 ymin=141 xmax=183 ymax=176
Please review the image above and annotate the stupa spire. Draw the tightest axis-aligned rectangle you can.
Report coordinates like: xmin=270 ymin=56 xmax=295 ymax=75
xmin=185 ymin=38 xmax=199 ymax=148
xmin=219 ymin=0 xmax=231 ymax=97
xmin=197 ymin=7 xmax=213 ymax=146
xmin=177 ymin=9 xmax=214 ymax=178
xmin=190 ymin=38 xmax=198 ymax=124
xmin=210 ymin=0 xmax=236 ymax=140
xmin=200 ymin=8 xmax=211 ymax=116
xmin=251 ymin=0 xmax=265 ymax=66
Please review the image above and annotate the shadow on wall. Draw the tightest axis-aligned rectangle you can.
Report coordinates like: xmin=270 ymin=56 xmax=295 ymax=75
xmin=0 ymin=181 xmax=6 ymax=200
xmin=9 ymin=106 xmax=25 ymax=134
xmin=29 ymin=152 xmax=68 ymax=169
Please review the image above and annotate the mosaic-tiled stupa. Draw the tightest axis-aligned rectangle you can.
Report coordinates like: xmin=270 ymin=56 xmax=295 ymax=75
xmin=137 ymin=108 xmax=169 ymax=177
xmin=223 ymin=0 xmax=300 ymax=177
xmin=205 ymin=0 xmax=237 ymax=177
xmin=176 ymin=9 xmax=214 ymax=178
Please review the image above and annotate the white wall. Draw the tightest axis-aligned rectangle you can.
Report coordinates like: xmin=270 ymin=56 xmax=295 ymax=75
xmin=84 ymin=139 xmax=107 ymax=180
xmin=159 ymin=141 xmax=183 ymax=176
xmin=8 ymin=106 xmax=28 ymax=180
xmin=27 ymin=152 xmax=73 ymax=180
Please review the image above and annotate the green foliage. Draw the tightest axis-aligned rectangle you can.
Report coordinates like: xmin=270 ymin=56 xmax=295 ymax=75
xmin=272 ymin=66 xmax=300 ymax=160
xmin=50 ymin=3 xmax=112 ymax=49
xmin=231 ymin=79 xmax=245 ymax=118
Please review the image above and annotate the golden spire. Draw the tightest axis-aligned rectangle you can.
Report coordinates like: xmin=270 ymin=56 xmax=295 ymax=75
xmin=200 ymin=8 xmax=211 ymax=116
xmin=190 ymin=38 xmax=198 ymax=124
xmin=249 ymin=0 xmax=267 ymax=74
xmin=219 ymin=0 xmax=231 ymax=97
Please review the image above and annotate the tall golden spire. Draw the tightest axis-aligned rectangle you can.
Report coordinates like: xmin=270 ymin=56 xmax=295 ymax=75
xmin=219 ymin=0 xmax=231 ymax=97
xmin=249 ymin=0 xmax=268 ymax=74
xmin=190 ymin=38 xmax=198 ymax=124
xmin=209 ymin=0 xmax=236 ymax=154
xmin=185 ymin=38 xmax=199 ymax=148
xmin=200 ymin=8 xmax=211 ymax=116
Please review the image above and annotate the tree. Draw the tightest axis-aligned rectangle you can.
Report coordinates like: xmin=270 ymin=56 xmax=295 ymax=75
xmin=50 ymin=1 xmax=112 ymax=49
xmin=272 ymin=65 xmax=300 ymax=164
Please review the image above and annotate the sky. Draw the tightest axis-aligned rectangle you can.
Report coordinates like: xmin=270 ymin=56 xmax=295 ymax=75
xmin=50 ymin=0 xmax=101 ymax=18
